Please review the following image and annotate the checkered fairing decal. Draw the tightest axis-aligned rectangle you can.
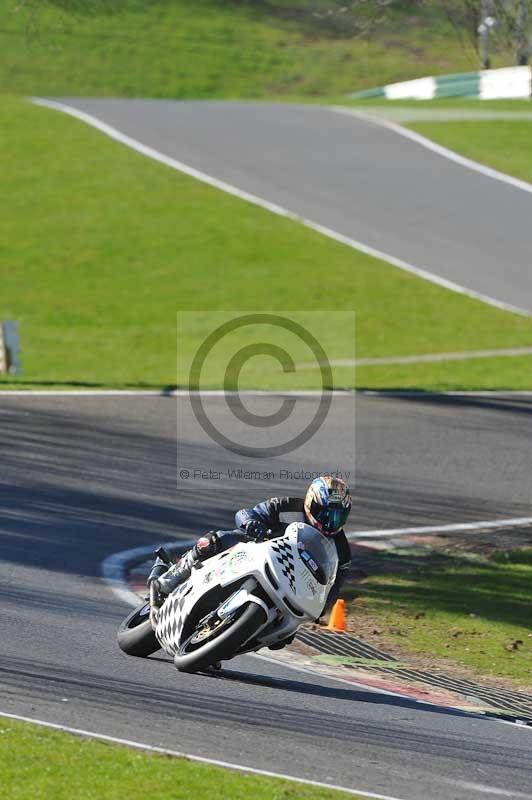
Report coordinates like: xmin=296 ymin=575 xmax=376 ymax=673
xmin=155 ymin=585 xmax=189 ymax=655
xmin=271 ymin=537 xmax=296 ymax=593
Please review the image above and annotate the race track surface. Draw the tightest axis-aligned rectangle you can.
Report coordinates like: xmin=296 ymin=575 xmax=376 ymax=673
xmin=53 ymin=99 xmax=532 ymax=312
xmin=1 ymin=395 xmax=532 ymax=800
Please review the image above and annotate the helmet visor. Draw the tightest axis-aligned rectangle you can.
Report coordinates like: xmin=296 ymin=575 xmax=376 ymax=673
xmin=311 ymin=502 xmax=350 ymax=534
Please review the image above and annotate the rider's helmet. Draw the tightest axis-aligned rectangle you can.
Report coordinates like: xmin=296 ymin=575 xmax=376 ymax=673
xmin=304 ymin=475 xmax=351 ymax=536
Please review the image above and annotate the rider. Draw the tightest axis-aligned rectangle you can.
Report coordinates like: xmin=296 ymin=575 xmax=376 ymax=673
xmin=149 ymin=475 xmax=352 ymax=615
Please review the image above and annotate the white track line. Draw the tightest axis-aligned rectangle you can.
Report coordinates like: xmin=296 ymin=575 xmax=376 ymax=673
xmin=0 ymin=711 xmax=406 ymax=800
xmin=2 ymin=389 xmax=532 ymax=397
xmin=0 ymin=390 xmax=172 ymax=397
xmin=30 ymin=97 xmax=530 ymax=318
xmin=331 ymin=105 xmax=532 ymax=197
xmin=0 ymin=389 xmax=352 ymax=397
xmin=447 ymin=779 xmax=532 ymax=799
xmin=360 ymin=390 xmax=532 ymax=397
xmin=348 ymin=516 xmax=532 ymax=540
xmin=250 ymin=649 xmax=419 ymax=700
xmin=302 ymin=347 xmax=532 ymax=368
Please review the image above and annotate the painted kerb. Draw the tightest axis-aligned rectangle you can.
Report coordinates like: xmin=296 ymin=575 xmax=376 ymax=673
xmin=349 ymin=66 xmax=532 ymax=101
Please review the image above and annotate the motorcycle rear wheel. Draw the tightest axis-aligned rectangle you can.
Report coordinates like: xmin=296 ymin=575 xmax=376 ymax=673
xmin=174 ymin=602 xmax=266 ymax=673
xmin=117 ymin=602 xmax=160 ymax=657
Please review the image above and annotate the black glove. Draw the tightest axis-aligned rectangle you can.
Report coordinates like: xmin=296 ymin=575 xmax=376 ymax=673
xmin=244 ymin=519 xmax=269 ymax=541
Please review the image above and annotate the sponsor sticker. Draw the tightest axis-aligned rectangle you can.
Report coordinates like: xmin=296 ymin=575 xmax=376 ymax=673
xmin=203 ymin=570 xmax=215 ymax=585
xmin=229 ymin=550 xmax=250 ymax=572
xmin=300 ymin=549 xmax=320 ymax=578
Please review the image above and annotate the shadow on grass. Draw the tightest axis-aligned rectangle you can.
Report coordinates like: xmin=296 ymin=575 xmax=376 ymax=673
xmin=0 ymin=381 xmax=178 ymax=391
xmin=346 ymin=549 xmax=532 ymax=631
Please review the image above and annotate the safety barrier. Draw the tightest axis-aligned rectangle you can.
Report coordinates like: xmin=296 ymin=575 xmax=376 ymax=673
xmin=349 ymin=65 xmax=532 ymax=100
xmin=0 ymin=324 xmax=5 ymax=374
xmin=0 ymin=321 xmax=21 ymax=375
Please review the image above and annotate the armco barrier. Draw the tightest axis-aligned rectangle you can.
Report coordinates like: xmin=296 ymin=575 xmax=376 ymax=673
xmin=0 ymin=321 xmax=21 ymax=376
xmin=0 ymin=324 xmax=5 ymax=375
xmin=349 ymin=65 xmax=532 ymax=100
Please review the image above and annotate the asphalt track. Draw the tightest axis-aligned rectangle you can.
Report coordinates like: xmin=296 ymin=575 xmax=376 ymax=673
xmin=1 ymin=394 xmax=532 ymax=800
xmin=48 ymin=99 xmax=532 ymax=312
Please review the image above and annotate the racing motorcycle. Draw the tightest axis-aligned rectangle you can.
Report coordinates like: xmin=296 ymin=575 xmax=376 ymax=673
xmin=117 ymin=522 xmax=338 ymax=673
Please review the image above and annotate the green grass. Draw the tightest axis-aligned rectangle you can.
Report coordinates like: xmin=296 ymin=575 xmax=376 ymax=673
xmin=346 ymin=548 xmax=532 ymax=688
xmin=408 ymin=120 xmax=532 ymax=184
xmin=349 ymin=99 xmax=532 ymax=110
xmin=2 ymin=95 xmax=532 ymax=391
xmin=0 ymin=718 xmax=357 ymax=800
xmin=353 ymin=356 xmax=532 ymax=392
xmin=0 ymin=0 xmax=480 ymax=99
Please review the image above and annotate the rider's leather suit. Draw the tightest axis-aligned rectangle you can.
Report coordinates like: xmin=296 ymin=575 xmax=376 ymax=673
xmin=151 ymin=497 xmax=352 ymax=611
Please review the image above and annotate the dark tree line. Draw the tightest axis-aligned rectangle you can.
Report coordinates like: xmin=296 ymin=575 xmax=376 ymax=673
xmin=234 ymin=0 xmax=529 ymax=62
xmin=10 ymin=0 xmax=531 ymax=64
xmin=438 ymin=0 xmax=530 ymax=65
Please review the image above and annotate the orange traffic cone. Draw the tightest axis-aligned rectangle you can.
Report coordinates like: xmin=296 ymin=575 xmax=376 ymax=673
xmin=327 ymin=599 xmax=346 ymax=632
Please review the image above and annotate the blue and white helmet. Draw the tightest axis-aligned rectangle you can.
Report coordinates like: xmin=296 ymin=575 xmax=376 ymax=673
xmin=304 ymin=476 xmax=351 ymax=536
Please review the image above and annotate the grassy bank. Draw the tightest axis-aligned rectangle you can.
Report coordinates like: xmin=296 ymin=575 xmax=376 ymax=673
xmin=408 ymin=120 xmax=532 ymax=184
xmin=0 ymin=0 xmax=478 ymax=99
xmin=0 ymin=717 xmax=357 ymax=800
xmin=346 ymin=548 xmax=532 ymax=689
xmin=1 ymin=96 xmax=532 ymax=391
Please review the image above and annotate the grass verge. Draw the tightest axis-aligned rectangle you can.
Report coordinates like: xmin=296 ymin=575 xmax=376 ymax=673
xmin=0 ymin=717 xmax=357 ymax=800
xmin=409 ymin=120 xmax=532 ymax=184
xmin=1 ymin=96 xmax=532 ymax=391
xmin=0 ymin=0 xmax=478 ymax=99
xmin=345 ymin=547 xmax=532 ymax=689
xmin=348 ymin=98 xmax=532 ymax=111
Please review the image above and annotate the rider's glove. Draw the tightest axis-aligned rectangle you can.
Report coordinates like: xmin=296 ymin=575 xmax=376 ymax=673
xmin=244 ymin=519 xmax=269 ymax=541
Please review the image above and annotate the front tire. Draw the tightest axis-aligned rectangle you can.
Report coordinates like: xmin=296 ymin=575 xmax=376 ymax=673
xmin=174 ymin=602 xmax=266 ymax=674
xmin=117 ymin=602 xmax=160 ymax=657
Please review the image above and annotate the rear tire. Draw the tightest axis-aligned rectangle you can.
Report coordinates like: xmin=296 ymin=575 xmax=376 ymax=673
xmin=174 ymin=602 xmax=266 ymax=674
xmin=117 ymin=602 xmax=160 ymax=657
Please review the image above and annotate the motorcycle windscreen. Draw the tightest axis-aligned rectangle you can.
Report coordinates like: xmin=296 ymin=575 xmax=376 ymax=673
xmin=297 ymin=527 xmax=337 ymax=585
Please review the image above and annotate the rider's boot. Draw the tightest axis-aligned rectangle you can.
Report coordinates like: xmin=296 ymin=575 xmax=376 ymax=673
xmin=146 ymin=557 xmax=169 ymax=609
xmin=150 ymin=533 xmax=220 ymax=606
xmin=153 ymin=548 xmax=198 ymax=599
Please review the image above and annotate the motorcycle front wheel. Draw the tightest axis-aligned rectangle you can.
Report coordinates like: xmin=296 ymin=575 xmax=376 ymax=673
xmin=117 ymin=602 xmax=160 ymax=657
xmin=174 ymin=602 xmax=267 ymax=673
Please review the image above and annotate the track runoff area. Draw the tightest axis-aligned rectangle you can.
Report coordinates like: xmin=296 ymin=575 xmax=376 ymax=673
xmin=3 ymin=97 xmax=532 ymax=799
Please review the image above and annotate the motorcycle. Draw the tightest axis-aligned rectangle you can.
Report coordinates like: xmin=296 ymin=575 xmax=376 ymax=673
xmin=117 ymin=521 xmax=338 ymax=673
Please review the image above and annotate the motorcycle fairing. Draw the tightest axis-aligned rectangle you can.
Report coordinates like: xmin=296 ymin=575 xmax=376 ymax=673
xmin=154 ymin=523 xmax=337 ymax=655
